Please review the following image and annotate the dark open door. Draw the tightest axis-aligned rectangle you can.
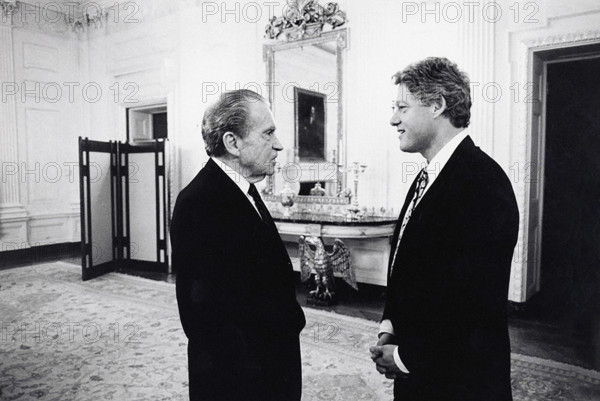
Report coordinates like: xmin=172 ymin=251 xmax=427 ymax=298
xmin=79 ymin=137 xmax=119 ymax=281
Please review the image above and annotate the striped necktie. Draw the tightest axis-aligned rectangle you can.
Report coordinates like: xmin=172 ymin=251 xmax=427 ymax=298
xmin=389 ymin=168 xmax=429 ymax=277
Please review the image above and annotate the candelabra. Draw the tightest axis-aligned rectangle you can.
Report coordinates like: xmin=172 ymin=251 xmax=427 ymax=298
xmin=342 ymin=162 xmax=367 ymax=218
xmin=279 ymin=184 xmax=297 ymax=217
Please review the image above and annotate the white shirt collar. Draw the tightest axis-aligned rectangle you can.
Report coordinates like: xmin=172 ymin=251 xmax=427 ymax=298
xmin=425 ymin=131 xmax=469 ymax=183
xmin=211 ymin=157 xmax=251 ymax=195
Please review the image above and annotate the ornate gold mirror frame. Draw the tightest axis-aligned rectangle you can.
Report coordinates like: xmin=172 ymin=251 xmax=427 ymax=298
xmin=263 ymin=28 xmax=349 ymax=205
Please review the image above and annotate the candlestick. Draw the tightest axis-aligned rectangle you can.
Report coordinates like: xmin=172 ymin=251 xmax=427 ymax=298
xmin=341 ymin=161 xmax=367 ymax=218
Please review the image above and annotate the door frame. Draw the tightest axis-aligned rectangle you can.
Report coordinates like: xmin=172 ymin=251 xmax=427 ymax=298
xmin=516 ymin=36 xmax=600 ymax=302
xmin=126 ymin=103 xmax=168 ymax=143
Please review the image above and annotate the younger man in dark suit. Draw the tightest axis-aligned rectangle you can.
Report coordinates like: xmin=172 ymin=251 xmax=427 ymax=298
xmin=171 ymin=90 xmax=306 ymax=401
xmin=370 ymin=58 xmax=519 ymax=401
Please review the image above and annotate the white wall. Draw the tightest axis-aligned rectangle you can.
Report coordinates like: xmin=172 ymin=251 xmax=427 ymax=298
xmin=0 ymin=0 xmax=265 ymax=251
xmin=341 ymin=0 xmax=462 ymax=214
xmin=0 ymin=3 xmax=80 ymax=251
xmin=2 ymin=0 xmax=600 ymax=302
xmin=496 ymin=1 xmax=600 ymax=301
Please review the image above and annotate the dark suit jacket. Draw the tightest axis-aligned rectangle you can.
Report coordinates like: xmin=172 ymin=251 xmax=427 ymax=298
xmin=383 ymin=137 xmax=519 ymax=401
xmin=171 ymin=159 xmax=306 ymax=401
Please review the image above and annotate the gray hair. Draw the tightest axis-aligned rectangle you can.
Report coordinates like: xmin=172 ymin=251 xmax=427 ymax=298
xmin=201 ymin=89 xmax=267 ymax=157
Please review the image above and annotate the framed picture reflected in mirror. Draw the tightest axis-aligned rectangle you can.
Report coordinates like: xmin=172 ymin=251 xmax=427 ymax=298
xmin=294 ymin=87 xmax=326 ymax=162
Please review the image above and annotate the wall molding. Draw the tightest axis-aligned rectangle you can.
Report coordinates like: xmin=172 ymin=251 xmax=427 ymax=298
xmin=0 ymin=241 xmax=80 ymax=269
xmin=22 ymin=41 xmax=58 ymax=70
xmin=458 ymin=0 xmax=496 ymax=155
xmin=509 ymin=28 xmax=600 ymax=302
xmin=0 ymin=211 xmax=80 ymax=250
xmin=0 ymin=25 xmax=24 ymax=214
xmin=11 ymin=1 xmax=70 ymax=35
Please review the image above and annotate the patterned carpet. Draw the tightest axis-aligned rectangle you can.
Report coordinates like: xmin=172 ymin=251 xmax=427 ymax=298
xmin=1 ymin=262 xmax=599 ymax=401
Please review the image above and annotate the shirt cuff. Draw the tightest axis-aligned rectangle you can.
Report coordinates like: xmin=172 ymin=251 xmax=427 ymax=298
xmin=393 ymin=346 xmax=410 ymax=374
xmin=378 ymin=319 xmax=395 ymax=336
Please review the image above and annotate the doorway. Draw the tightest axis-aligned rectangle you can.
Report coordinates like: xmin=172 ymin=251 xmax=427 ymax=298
xmin=522 ymin=53 xmax=600 ymax=369
xmin=127 ymin=104 xmax=168 ymax=142
xmin=539 ymin=56 xmax=600 ymax=318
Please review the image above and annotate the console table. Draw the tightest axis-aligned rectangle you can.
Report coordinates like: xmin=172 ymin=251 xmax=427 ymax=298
xmin=272 ymin=212 xmax=396 ymax=286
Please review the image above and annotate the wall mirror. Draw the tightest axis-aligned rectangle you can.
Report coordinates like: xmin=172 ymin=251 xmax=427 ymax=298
xmin=263 ymin=28 xmax=349 ymax=205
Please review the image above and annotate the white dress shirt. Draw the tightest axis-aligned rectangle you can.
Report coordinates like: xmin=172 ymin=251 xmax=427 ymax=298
xmin=212 ymin=157 xmax=262 ymax=217
xmin=380 ymin=132 xmax=469 ymax=373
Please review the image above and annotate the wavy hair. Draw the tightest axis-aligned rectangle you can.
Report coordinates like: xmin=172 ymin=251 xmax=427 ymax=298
xmin=392 ymin=57 xmax=471 ymax=128
xmin=202 ymin=89 xmax=267 ymax=157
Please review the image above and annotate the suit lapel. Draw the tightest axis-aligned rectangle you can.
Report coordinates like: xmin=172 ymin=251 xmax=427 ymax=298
xmin=389 ymin=137 xmax=476 ymax=274
xmin=204 ymin=159 xmax=291 ymax=264
xmin=204 ymin=159 xmax=265 ymax=227
xmin=410 ymin=136 xmax=475 ymax=216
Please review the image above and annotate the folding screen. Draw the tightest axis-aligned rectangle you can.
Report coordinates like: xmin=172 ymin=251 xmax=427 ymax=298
xmin=79 ymin=139 xmax=118 ymax=280
xmin=79 ymin=137 xmax=168 ymax=281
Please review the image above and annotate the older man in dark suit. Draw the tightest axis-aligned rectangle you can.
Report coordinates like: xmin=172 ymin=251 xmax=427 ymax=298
xmin=370 ymin=58 xmax=519 ymax=401
xmin=171 ymin=90 xmax=305 ymax=401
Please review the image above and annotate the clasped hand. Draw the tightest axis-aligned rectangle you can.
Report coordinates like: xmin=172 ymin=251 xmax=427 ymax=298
xmin=369 ymin=333 xmax=408 ymax=380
